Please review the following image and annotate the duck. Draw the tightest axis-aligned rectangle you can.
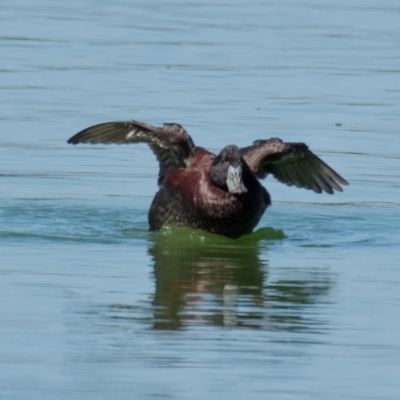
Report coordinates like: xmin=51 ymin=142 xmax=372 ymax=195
xmin=68 ymin=120 xmax=348 ymax=238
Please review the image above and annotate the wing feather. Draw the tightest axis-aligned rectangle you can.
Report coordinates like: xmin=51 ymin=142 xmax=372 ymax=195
xmin=68 ymin=120 xmax=196 ymax=182
xmin=241 ymin=138 xmax=348 ymax=194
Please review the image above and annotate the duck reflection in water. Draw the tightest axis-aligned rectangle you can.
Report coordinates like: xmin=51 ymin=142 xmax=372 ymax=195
xmin=148 ymin=228 xmax=332 ymax=331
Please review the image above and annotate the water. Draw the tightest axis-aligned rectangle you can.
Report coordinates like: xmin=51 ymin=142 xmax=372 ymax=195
xmin=1 ymin=0 xmax=400 ymax=399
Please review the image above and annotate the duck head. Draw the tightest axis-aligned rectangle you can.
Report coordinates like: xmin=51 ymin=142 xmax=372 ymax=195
xmin=210 ymin=145 xmax=248 ymax=195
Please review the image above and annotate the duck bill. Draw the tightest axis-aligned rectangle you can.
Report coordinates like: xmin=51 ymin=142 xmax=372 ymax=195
xmin=227 ymin=165 xmax=247 ymax=194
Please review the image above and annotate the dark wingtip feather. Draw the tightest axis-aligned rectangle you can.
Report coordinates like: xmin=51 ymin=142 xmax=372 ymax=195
xmin=67 ymin=135 xmax=80 ymax=145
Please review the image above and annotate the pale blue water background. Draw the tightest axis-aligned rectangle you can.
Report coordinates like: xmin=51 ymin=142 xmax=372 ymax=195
xmin=1 ymin=1 xmax=400 ymax=399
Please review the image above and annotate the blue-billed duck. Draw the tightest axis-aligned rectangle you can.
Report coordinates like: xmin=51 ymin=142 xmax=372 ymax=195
xmin=68 ymin=120 xmax=348 ymax=238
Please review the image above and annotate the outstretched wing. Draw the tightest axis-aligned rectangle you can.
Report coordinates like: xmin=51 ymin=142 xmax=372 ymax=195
xmin=240 ymin=138 xmax=348 ymax=194
xmin=68 ymin=120 xmax=196 ymax=181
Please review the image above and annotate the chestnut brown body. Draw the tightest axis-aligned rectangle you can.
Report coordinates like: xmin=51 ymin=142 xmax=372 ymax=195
xmin=148 ymin=148 xmax=271 ymax=238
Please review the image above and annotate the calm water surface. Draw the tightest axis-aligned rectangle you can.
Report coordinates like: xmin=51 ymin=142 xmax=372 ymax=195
xmin=1 ymin=1 xmax=400 ymax=399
